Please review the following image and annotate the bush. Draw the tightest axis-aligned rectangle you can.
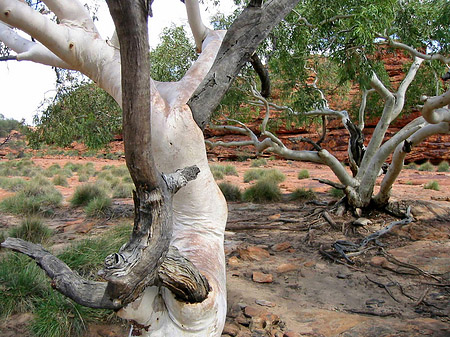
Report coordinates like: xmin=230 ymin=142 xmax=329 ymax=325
xmin=0 ymin=182 xmax=63 ymax=215
xmin=218 ymin=182 xmax=241 ymax=201
xmin=250 ymin=158 xmax=267 ymax=167
xmin=404 ymin=162 xmax=417 ymax=170
xmin=329 ymin=188 xmax=345 ymax=198
xmin=52 ymin=174 xmax=68 ymax=187
xmin=71 ymin=183 xmax=107 ymax=207
xmin=297 ymin=169 xmax=310 ymax=179
xmin=290 ymin=188 xmax=316 ymax=201
xmin=78 ymin=174 xmax=89 ymax=182
xmin=418 ymin=161 xmax=434 ymax=172
xmin=112 ymin=183 xmax=134 ymax=198
xmin=64 ymin=162 xmax=83 ymax=172
xmin=85 ymin=196 xmax=112 ymax=217
xmin=424 ymin=181 xmax=440 ymax=191
xmin=437 ymin=161 xmax=449 ymax=172
xmin=243 ymin=168 xmax=285 ymax=184
xmin=110 ymin=165 xmax=129 ymax=177
xmin=9 ymin=217 xmax=53 ymax=244
xmin=210 ymin=164 xmax=238 ymax=180
xmin=243 ymin=180 xmax=282 ymax=203
xmin=0 ymin=177 xmax=27 ymax=191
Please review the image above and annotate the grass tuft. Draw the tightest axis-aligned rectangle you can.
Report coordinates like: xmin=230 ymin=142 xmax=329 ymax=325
xmin=243 ymin=168 xmax=285 ymax=184
xmin=290 ymin=188 xmax=316 ymax=201
xmin=329 ymin=188 xmax=345 ymax=198
xmin=52 ymin=174 xmax=69 ymax=187
xmin=243 ymin=180 xmax=282 ymax=203
xmin=424 ymin=181 xmax=440 ymax=191
xmin=437 ymin=161 xmax=449 ymax=172
xmin=297 ymin=169 xmax=310 ymax=180
xmin=404 ymin=162 xmax=417 ymax=170
xmin=112 ymin=183 xmax=134 ymax=199
xmin=9 ymin=217 xmax=53 ymax=244
xmin=210 ymin=164 xmax=239 ymax=181
xmin=85 ymin=196 xmax=112 ymax=217
xmin=250 ymin=158 xmax=267 ymax=167
xmin=71 ymin=183 xmax=107 ymax=207
xmin=418 ymin=161 xmax=434 ymax=172
xmin=218 ymin=182 xmax=241 ymax=201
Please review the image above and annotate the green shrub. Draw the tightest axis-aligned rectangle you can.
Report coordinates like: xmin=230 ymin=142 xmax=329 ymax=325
xmin=243 ymin=168 xmax=285 ymax=184
xmin=250 ymin=158 xmax=267 ymax=167
xmin=243 ymin=180 xmax=282 ymax=203
xmin=210 ymin=164 xmax=238 ymax=180
xmin=44 ymin=164 xmax=61 ymax=177
xmin=0 ymin=177 xmax=27 ymax=191
xmin=71 ymin=183 xmax=107 ymax=207
xmin=297 ymin=169 xmax=310 ymax=179
xmin=290 ymin=188 xmax=316 ymax=201
xmin=437 ymin=161 xmax=449 ymax=172
xmin=418 ymin=161 xmax=434 ymax=172
xmin=424 ymin=181 xmax=440 ymax=191
xmin=122 ymin=175 xmax=133 ymax=183
xmin=85 ymin=196 xmax=112 ymax=217
xmin=52 ymin=174 xmax=68 ymax=187
xmin=112 ymin=183 xmax=134 ymax=198
xmin=78 ymin=174 xmax=89 ymax=182
xmin=329 ymin=188 xmax=345 ymax=198
xmin=404 ymin=162 xmax=417 ymax=170
xmin=218 ymin=182 xmax=241 ymax=201
xmin=9 ymin=217 xmax=52 ymax=244
xmin=64 ymin=162 xmax=83 ymax=172
xmin=110 ymin=165 xmax=129 ymax=177
xmin=0 ymin=182 xmax=62 ymax=215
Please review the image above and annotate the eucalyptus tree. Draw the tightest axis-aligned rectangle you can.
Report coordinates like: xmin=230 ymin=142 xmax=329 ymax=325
xmin=0 ymin=0 xmax=301 ymax=336
xmin=208 ymin=0 xmax=450 ymax=211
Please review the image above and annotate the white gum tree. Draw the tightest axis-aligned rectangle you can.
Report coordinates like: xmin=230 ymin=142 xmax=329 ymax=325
xmin=0 ymin=0 xmax=301 ymax=336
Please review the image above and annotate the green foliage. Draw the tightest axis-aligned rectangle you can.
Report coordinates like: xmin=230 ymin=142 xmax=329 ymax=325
xmin=9 ymin=217 xmax=53 ymax=244
xmin=424 ymin=181 xmax=440 ymax=191
xmin=0 ymin=253 xmax=49 ymax=318
xmin=418 ymin=161 xmax=434 ymax=172
xmin=0 ymin=181 xmax=62 ymax=216
xmin=243 ymin=168 xmax=285 ymax=184
xmin=0 ymin=114 xmax=24 ymax=137
xmin=52 ymin=174 xmax=69 ymax=187
xmin=250 ymin=158 xmax=267 ymax=167
xmin=210 ymin=164 xmax=239 ymax=180
xmin=437 ymin=161 xmax=449 ymax=172
xmin=404 ymin=162 xmax=418 ymax=170
xmin=243 ymin=180 xmax=282 ymax=203
xmin=329 ymin=188 xmax=345 ymax=198
xmin=0 ymin=176 xmax=27 ymax=191
xmin=290 ymin=188 xmax=316 ymax=201
xmin=297 ymin=169 xmax=310 ymax=179
xmin=218 ymin=182 xmax=242 ymax=202
xmin=27 ymin=83 xmax=122 ymax=149
xmin=150 ymin=25 xmax=198 ymax=82
xmin=84 ymin=196 xmax=112 ymax=217
xmin=64 ymin=162 xmax=83 ymax=172
xmin=71 ymin=183 xmax=107 ymax=207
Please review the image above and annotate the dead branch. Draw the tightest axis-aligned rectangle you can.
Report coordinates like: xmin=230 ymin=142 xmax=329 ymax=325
xmin=322 ymin=211 xmax=339 ymax=230
xmin=344 ymin=309 xmax=399 ymax=317
xmin=366 ymin=275 xmax=399 ymax=303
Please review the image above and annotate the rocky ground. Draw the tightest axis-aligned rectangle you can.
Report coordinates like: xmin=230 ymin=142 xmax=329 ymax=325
xmin=0 ymin=158 xmax=449 ymax=337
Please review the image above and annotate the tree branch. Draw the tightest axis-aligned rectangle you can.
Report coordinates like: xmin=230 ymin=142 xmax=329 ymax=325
xmin=1 ymin=238 xmax=121 ymax=309
xmin=188 ymin=0 xmax=301 ymax=130
xmin=250 ymin=53 xmax=271 ymax=98
xmin=421 ymin=90 xmax=450 ymax=124
xmin=185 ymin=0 xmax=210 ymax=53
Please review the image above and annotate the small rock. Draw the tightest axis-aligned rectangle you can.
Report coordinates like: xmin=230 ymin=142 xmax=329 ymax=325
xmin=228 ymin=256 xmax=241 ymax=267
xmin=303 ymin=260 xmax=316 ymax=268
xmin=252 ymin=271 xmax=273 ymax=283
xmin=268 ymin=213 xmax=281 ymax=220
xmin=272 ymin=241 xmax=292 ymax=252
xmin=284 ymin=331 xmax=300 ymax=337
xmin=223 ymin=322 xmax=240 ymax=336
xmin=276 ymin=263 xmax=298 ymax=273
xmin=370 ymin=256 xmax=389 ymax=268
xmin=238 ymin=245 xmax=270 ymax=261
xmin=244 ymin=306 xmax=264 ymax=318
xmin=235 ymin=316 xmax=251 ymax=327
xmin=353 ymin=217 xmax=372 ymax=227
xmin=255 ymin=299 xmax=275 ymax=307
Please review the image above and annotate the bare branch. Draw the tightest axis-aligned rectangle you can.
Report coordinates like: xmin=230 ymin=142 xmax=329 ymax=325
xmin=421 ymin=90 xmax=450 ymax=124
xmin=185 ymin=0 xmax=210 ymax=53
xmin=1 ymin=238 xmax=121 ymax=309
xmin=250 ymin=53 xmax=271 ymax=98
